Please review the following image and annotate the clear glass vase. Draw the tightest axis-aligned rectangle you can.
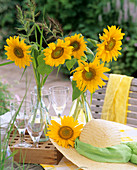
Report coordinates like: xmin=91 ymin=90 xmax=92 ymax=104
xmin=69 ymin=92 xmax=93 ymax=124
xmin=29 ymin=87 xmax=51 ymax=143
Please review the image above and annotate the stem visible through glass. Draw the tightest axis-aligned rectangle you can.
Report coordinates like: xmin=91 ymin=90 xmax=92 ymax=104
xmin=58 ymin=114 xmax=61 ymax=118
xmin=34 ymin=141 xmax=38 ymax=148
xmin=81 ymin=93 xmax=88 ymax=122
xmin=19 ymin=130 xmax=25 ymax=145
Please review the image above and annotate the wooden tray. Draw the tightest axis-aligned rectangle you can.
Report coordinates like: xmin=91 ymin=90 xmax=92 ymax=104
xmin=9 ymin=131 xmax=63 ymax=164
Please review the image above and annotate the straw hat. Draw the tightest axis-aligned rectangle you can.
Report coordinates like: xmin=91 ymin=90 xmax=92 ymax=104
xmin=51 ymin=119 xmax=137 ymax=170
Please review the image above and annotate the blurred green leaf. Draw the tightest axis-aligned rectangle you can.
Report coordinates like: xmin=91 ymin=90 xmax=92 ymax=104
xmin=86 ymin=47 xmax=94 ymax=56
xmin=37 ymin=54 xmax=53 ymax=76
xmin=87 ymin=38 xmax=98 ymax=47
xmin=72 ymin=80 xmax=82 ymax=101
xmin=66 ymin=58 xmax=77 ymax=71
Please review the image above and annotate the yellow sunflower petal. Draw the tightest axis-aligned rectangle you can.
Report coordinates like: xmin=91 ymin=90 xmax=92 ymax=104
xmin=5 ymin=36 xmax=32 ymax=69
xmin=43 ymin=39 xmax=72 ymax=67
xmin=65 ymin=34 xmax=87 ymax=60
xmin=72 ymin=59 xmax=110 ymax=93
xmin=48 ymin=116 xmax=83 ymax=148
xmin=96 ymin=25 xmax=125 ymax=63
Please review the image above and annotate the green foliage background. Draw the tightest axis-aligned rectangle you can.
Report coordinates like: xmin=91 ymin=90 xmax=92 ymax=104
xmin=0 ymin=81 xmax=11 ymax=115
xmin=0 ymin=0 xmax=137 ymax=77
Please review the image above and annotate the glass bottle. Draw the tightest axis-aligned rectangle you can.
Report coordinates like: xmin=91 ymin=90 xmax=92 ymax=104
xmin=69 ymin=92 xmax=93 ymax=124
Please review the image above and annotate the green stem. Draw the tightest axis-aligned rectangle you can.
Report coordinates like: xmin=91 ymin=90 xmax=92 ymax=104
xmin=31 ymin=88 xmax=43 ymax=126
xmin=81 ymin=93 xmax=88 ymax=122
xmin=72 ymin=98 xmax=80 ymax=121
xmin=32 ymin=63 xmax=41 ymax=102
xmin=0 ymin=61 xmax=14 ymax=66
xmin=41 ymin=76 xmax=44 ymax=87
xmin=35 ymin=26 xmax=38 ymax=44
xmin=90 ymin=93 xmax=93 ymax=106
xmin=75 ymin=109 xmax=81 ymax=121
xmin=31 ymin=64 xmax=43 ymax=124
xmin=39 ymin=26 xmax=43 ymax=52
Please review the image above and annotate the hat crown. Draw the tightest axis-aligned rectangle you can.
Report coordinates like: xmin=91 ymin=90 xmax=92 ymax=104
xmin=79 ymin=119 xmax=121 ymax=148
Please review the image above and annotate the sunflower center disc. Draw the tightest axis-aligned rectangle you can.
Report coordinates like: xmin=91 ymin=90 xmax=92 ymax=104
xmin=71 ymin=41 xmax=80 ymax=51
xmin=52 ymin=47 xmax=64 ymax=59
xmin=82 ymin=68 xmax=96 ymax=81
xmin=14 ymin=47 xmax=24 ymax=58
xmin=58 ymin=126 xmax=74 ymax=140
xmin=85 ymin=71 xmax=93 ymax=79
xmin=105 ymin=38 xmax=116 ymax=51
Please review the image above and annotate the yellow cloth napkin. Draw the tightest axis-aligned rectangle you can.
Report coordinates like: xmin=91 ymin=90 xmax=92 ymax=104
xmin=101 ymin=74 xmax=133 ymax=124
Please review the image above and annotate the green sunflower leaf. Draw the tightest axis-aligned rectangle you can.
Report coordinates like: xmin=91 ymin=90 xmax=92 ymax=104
xmin=66 ymin=58 xmax=77 ymax=71
xmin=31 ymin=46 xmax=39 ymax=68
xmin=72 ymin=80 xmax=82 ymax=101
xmin=37 ymin=54 xmax=45 ymax=65
xmin=37 ymin=54 xmax=53 ymax=76
xmin=0 ymin=61 xmax=14 ymax=66
xmin=32 ymin=57 xmax=37 ymax=69
xmin=86 ymin=47 xmax=94 ymax=56
xmin=87 ymin=38 xmax=98 ymax=47
xmin=81 ymin=55 xmax=87 ymax=61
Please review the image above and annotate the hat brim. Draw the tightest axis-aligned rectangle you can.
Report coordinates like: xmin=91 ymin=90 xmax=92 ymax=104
xmin=50 ymin=119 xmax=137 ymax=170
xmin=51 ymin=139 xmax=137 ymax=170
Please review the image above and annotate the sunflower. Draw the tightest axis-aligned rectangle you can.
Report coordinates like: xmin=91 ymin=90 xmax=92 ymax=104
xmin=64 ymin=33 xmax=87 ymax=60
xmin=47 ymin=116 xmax=83 ymax=148
xmin=43 ymin=39 xmax=73 ymax=67
xmin=72 ymin=59 xmax=110 ymax=93
xmin=96 ymin=25 xmax=125 ymax=63
xmin=4 ymin=36 xmax=31 ymax=69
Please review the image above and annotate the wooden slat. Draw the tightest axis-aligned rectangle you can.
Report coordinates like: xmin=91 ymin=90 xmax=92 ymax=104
xmin=126 ymin=124 xmax=137 ymax=128
xmin=96 ymin=86 xmax=137 ymax=94
xmin=92 ymin=99 xmax=104 ymax=106
xmin=93 ymin=91 xmax=137 ymax=100
xmin=92 ymin=97 xmax=137 ymax=108
xmin=92 ymin=111 xmax=137 ymax=120
xmin=128 ymin=105 xmax=137 ymax=112
xmin=92 ymin=93 xmax=105 ymax=100
xmin=130 ymin=86 xmax=137 ymax=92
xmin=127 ymin=111 xmax=137 ymax=119
xmin=96 ymin=88 xmax=106 ymax=93
xmin=92 ymin=100 xmax=137 ymax=113
xmin=93 ymin=113 xmax=101 ymax=119
xmin=92 ymin=110 xmax=137 ymax=119
xmin=129 ymin=92 xmax=137 ymax=99
xmin=131 ymin=79 xmax=137 ymax=86
xmin=91 ymin=106 xmax=102 ymax=112
xmin=97 ymin=83 xmax=137 ymax=92
xmin=127 ymin=117 xmax=137 ymax=126
xmin=128 ymin=98 xmax=137 ymax=105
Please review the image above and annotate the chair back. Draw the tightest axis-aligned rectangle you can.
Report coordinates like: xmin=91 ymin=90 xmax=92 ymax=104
xmin=92 ymin=74 xmax=137 ymax=127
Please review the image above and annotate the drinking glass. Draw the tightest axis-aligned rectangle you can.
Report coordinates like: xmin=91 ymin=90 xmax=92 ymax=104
xmin=27 ymin=104 xmax=46 ymax=147
xmin=42 ymin=90 xmax=51 ymax=111
xmin=49 ymin=86 xmax=69 ymax=117
xmin=31 ymin=90 xmax=51 ymax=111
xmin=10 ymin=100 xmax=32 ymax=147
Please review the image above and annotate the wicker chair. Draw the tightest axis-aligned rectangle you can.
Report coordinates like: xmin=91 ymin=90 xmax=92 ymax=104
xmin=91 ymin=74 xmax=137 ymax=128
